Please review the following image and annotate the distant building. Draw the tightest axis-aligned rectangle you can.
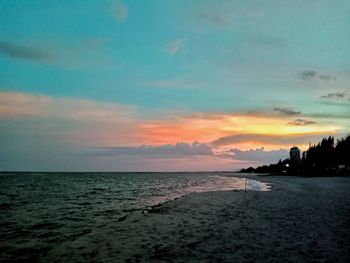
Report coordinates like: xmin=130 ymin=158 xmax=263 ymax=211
xmin=290 ymin=146 xmax=301 ymax=162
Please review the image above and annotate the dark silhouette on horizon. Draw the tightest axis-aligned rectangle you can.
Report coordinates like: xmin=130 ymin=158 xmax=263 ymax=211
xmin=240 ymin=135 xmax=350 ymax=176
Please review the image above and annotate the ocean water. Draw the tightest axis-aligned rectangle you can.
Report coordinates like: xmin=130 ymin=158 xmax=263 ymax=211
xmin=0 ymin=172 xmax=269 ymax=261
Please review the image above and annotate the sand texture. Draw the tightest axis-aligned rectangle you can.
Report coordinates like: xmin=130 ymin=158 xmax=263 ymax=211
xmin=4 ymin=176 xmax=350 ymax=262
xmin=100 ymin=176 xmax=350 ymax=263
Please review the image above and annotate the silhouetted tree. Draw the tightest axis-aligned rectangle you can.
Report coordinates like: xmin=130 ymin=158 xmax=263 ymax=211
xmin=335 ymin=136 xmax=350 ymax=166
xmin=240 ymin=135 xmax=350 ymax=176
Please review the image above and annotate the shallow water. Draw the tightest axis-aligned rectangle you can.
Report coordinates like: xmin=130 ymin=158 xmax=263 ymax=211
xmin=0 ymin=172 xmax=269 ymax=260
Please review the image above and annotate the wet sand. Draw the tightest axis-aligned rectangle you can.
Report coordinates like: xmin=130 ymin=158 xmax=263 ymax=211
xmin=4 ymin=175 xmax=350 ymax=262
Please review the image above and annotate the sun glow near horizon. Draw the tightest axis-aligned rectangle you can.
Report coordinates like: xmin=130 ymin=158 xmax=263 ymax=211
xmin=1 ymin=0 xmax=349 ymax=171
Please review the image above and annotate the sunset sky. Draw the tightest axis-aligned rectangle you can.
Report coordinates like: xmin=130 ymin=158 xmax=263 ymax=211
xmin=1 ymin=0 xmax=349 ymax=171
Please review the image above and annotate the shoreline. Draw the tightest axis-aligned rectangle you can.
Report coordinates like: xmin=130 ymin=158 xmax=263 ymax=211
xmin=50 ymin=176 xmax=350 ymax=261
xmin=121 ymin=175 xmax=350 ymax=262
xmin=2 ymin=175 xmax=350 ymax=262
xmin=121 ymin=174 xmax=270 ymax=220
xmin=112 ymin=175 xmax=350 ymax=262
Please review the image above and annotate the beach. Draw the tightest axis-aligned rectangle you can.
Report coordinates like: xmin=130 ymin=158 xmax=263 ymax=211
xmin=2 ymin=1 xmax=349 ymax=262
xmin=15 ymin=175 xmax=348 ymax=263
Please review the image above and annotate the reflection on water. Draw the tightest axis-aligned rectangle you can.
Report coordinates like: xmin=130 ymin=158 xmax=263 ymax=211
xmin=0 ymin=172 xmax=269 ymax=260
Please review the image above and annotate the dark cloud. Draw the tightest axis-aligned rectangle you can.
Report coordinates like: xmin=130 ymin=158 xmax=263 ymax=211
xmin=319 ymin=74 xmax=333 ymax=80
xmin=299 ymin=70 xmax=317 ymax=80
xmin=91 ymin=142 xmax=213 ymax=158
xmin=320 ymin=92 xmax=345 ymax=99
xmin=273 ymin=107 xmax=301 ymax=115
xmin=0 ymin=40 xmax=52 ymax=62
xmin=287 ymin=119 xmax=317 ymax=126
xmin=299 ymin=70 xmax=336 ymax=81
xmin=227 ymin=147 xmax=288 ymax=162
xmin=212 ymin=134 xmax=277 ymax=147
xmin=211 ymin=133 xmax=334 ymax=147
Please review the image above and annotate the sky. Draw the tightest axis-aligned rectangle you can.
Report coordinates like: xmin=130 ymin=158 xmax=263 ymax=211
xmin=0 ymin=0 xmax=349 ymax=171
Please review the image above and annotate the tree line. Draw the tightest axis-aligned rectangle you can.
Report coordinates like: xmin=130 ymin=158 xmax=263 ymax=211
xmin=240 ymin=135 xmax=350 ymax=176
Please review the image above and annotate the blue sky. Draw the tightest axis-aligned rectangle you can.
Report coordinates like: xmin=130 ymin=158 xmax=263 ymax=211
xmin=0 ymin=0 xmax=349 ymax=171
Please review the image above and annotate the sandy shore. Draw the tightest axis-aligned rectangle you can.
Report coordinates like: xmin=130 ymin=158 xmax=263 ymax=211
xmin=34 ymin=176 xmax=350 ymax=262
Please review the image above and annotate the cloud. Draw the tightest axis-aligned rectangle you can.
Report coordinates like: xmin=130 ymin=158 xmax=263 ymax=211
xmin=288 ymin=119 xmax=317 ymax=126
xmin=0 ymin=92 xmax=140 ymax=145
xmin=0 ymin=38 xmax=112 ymax=70
xmin=91 ymin=142 xmax=213 ymax=158
xmin=110 ymin=0 xmax=128 ymax=22
xmin=0 ymin=40 xmax=53 ymax=62
xmin=2 ymin=92 xmax=346 ymax=154
xmin=2 ymin=91 xmax=347 ymax=171
xmin=299 ymin=70 xmax=318 ymax=80
xmin=166 ymin=39 xmax=183 ymax=56
xmin=0 ymin=92 xmax=52 ymax=118
xmin=227 ymin=147 xmax=288 ymax=163
xmin=273 ymin=107 xmax=301 ymax=116
xmin=211 ymin=133 xmax=336 ymax=147
xmin=0 ymin=92 xmax=134 ymax=120
xmin=320 ymin=92 xmax=345 ymax=99
xmin=299 ymin=70 xmax=336 ymax=81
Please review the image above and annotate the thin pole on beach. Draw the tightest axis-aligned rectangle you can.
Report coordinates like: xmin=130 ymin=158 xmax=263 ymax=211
xmin=244 ymin=177 xmax=247 ymax=192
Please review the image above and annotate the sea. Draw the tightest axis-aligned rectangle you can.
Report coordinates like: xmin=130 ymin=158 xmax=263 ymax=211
xmin=0 ymin=172 xmax=269 ymax=261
